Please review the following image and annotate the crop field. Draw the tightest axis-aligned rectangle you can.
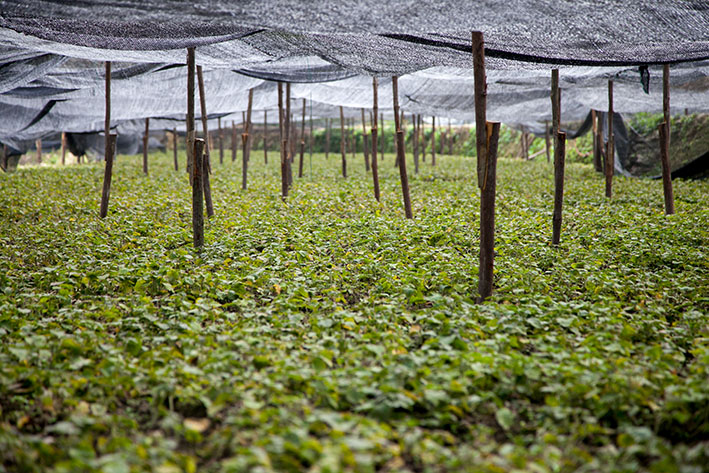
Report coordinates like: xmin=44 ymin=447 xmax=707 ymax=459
xmin=0 ymin=150 xmax=707 ymax=472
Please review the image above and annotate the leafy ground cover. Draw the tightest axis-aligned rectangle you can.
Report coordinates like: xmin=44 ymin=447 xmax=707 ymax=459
xmin=0 ymin=148 xmax=707 ymax=473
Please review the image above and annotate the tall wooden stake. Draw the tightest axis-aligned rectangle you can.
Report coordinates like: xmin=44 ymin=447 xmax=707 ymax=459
xmin=61 ymin=132 xmax=66 ymax=165
xmin=660 ymin=64 xmax=675 ymax=214
xmin=340 ymin=106 xmax=347 ymax=178
xmin=142 ymin=118 xmax=149 ymax=175
xmin=380 ymin=112 xmax=384 ymax=158
xmin=192 ymin=139 xmax=205 ymax=248
xmin=605 ymin=80 xmax=614 ymax=198
xmin=392 ymin=76 xmax=413 ymax=219
xmin=242 ymin=88 xmax=253 ymax=190
xmin=544 ymin=121 xmax=551 ymax=163
xmin=173 ymin=127 xmax=179 ymax=171
xmin=285 ymin=83 xmax=292 ymax=188
xmin=218 ymin=117 xmax=224 ymax=165
xmin=196 ymin=65 xmax=214 ymax=217
xmin=371 ymin=77 xmax=381 ymax=201
xmin=412 ymin=113 xmax=419 ymax=174
xmin=186 ymin=48 xmax=195 ymax=180
xmin=591 ymin=110 xmax=602 ymax=172
xmin=278 ymin=83 xmax=288 ymax=200
xmin=361 ymin=108 xmax=370 ymax=172
xmin=298 ymin=98 xmax=306 ymax=178
xmin=448 ymin=118 xmax=453 ymax=155
xmin=35 ymin=139 xmax=41 ymax=164
xmin=431 ymin=116 xmax=436 ymax=166
xmin=231 ymin=121 xmax=237 ymax=163
xmin=350 ymin=118 xmax=355 ymax=161
xmin=325 ymin=117 xmax=330 ymax=160
xmin=99 ymin=61 xmax=113 ymax=219
xmin=552 ymin=131 xmax=566 ymax=245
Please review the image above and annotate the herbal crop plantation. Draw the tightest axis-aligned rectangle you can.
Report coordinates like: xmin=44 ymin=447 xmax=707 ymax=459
xmin=1 ymin=152 xmax=707 ymax=472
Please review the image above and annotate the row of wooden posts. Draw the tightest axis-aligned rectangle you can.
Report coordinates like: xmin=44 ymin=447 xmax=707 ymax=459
xmin=96 ymin=36 xmax=676 ymax=302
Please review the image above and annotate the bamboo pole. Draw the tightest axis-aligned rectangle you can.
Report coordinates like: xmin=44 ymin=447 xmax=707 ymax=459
xmin=285 ymin=83 xmax=292 ymax=188
xmin=371 ymin=78 xmax=380 ymax=201
xmin=309 ymin=102 xmax=313 ymax=161
xmin=552 ymin=131 xmax=566 ymax=245
xmin=196 ymin=65 xmax=214 ymax=217
xmin=173 ymin=127 xmax=179 ymax=171
xmin=340 ymin=106 xmax=347 ymax=178
xmin=361 ymin=108 xmax=370 ymax=172
xmin=143 ymin=118 xmax=149 ymax=175
xmin=231 ymin=121 xmax=237 ymax=163
xmin=544 ymin=121 xmax=551 ymax=163
xmin=61 ymin=132 xmax=66 ymax=165
xmin=591 ymin=110 xmax=601 ymax=172
xmin=99 ymin=61 xmax=113 ymax=219
xmin=186 ymin=48 xmax=195 ymax=181
xmin=392 ymin=76 xmax=413 ymax=219
xmin=605 ymin=80 xmax=614 ymax=198
xmin=278 ymin=82 xmax=288 ymax=200
xmin=243 ymin=88 xmax=253 ymax=190
xmin=448 ymin=118 xmax=452 ymax=155
xmin=473 ymin=32 xmax=487 ymax=188
xmin=380 ymin=112 xmax=384 ymax=158
xmin=192 ymin=139 xmax=205 ymax=248
xmin=299 ymin=98 xmax=306 ymax=178
xmin=350 ymin=117 xmax=355 ymax=162
xmin=660 ymin=64 xmax=675 ymax=214
xmin=412 ymin=113 xmax=419 ymax=174
xmin=218 ymin=117 xmax=223 ymax=165
xmin=421 ymin=116 xmax=426 ymax=163
xmin=431 ymin=116 xmax=436 ymax=166
xmin=264 ymin=110 xmax=268 ymax=164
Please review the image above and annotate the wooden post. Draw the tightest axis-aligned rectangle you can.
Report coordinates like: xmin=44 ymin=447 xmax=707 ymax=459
xmin=196 ymin=65 xmax=214 ymax=217
xmin=380 ymin=112 xmax=384 ymax=158
xmin=478 ymin=121 xmax=500 ymax=302
xmin=591 ymin=110 xmax=600 ymax=171
xmin=264 ymin=110 xmax=268 ymax=164
xmin=431 ymin=116 xmax=436 ymax=166
xmin=173 ymin=127 xmax=179 ymax=171
xmin=278 ymin=82 xmax=288 ymax=200
xmin=192 ymin=139 xmax=205 ymax=248
xmin=61 ymin=132 xmax=66 ymax=165
xmin=285 ymin=84 xmax=293 ymax=188
xmin=412 ymin=113 xmax=419 ymax=174
xmin=551 ymin=69 xmax=560 ymax=160
xmin=361 ymin=108 xmax=370 ymax=172
xmin=99 ymin=61 xmax=113 ymax=219
xmin=448 ymin=118 xmax=453 ymax=155
xmin=242 ymin=88 xmax=253 ymax=190
xmin=552 ymin=131 xmax=566 ymax=245
xmin=421 ymin=116 xmax=426 ymax=163
xmin=544 ymin=121 xmax=551 ymax=163
xmin=35 ymin=139 xmax=42 ymax=164
xmin=325 ymin=117 xmax=330 ymax=160
xmin=142 ymin=118 xmax=149 ymax=175
xmin=605 ymin=80 xmax=614 ymax=198
xmin=340 ymin=106 xmax=347 ymax=178
xmin=392 ymin=76 xmax=413 ymax=219
xmin=659 ymin=64 xmax=675 ymax=214
xmin=371 ymin=77 xmax=381 ymax=201
xmin=309 ymin=102 xmax=313 ymax=161
xmin=298 ymin=98 xmax=306 ymax=178
xmin=350 ymin=118 xmax=356 ymax=162
xmin=473 ymin=32 xmax=487 ymax=188
xmin=186 ymin=48 xmax=195 ymax=180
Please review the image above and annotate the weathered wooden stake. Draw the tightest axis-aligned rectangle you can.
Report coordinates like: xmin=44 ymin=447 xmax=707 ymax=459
xmin=173 ymin=127 xmax=179 ymax=171
xmin=186 ymin=48 xmax=195 ymax=181
xmin=192 ymin=139 xmax=205 ymax=248
xmin=605 ymin=80 xmax=614 ymax=198
xmin=478 ymin=121 xmax=500 ymax=303
xmin=196 ymin=65 xmax=214 ymax=217
xmin=99 ymin=61 xmax=113 ymax=219
xmin=218 ymin=117 xmax=224 ymax=165
xmin=660 ymin=64 xmax=675 ymax=215
xmin=298 ymin=98 xmax=306 ymax=178
xmin=552 ymin=131 xmax=566 ymax=245
xmin=544 ymin=121 xmax=551 ymax=163
xmin=278 ymin=82 xmax=288 ymax=200
xmin=591 ymin=110 xmax=602 ymax=172
xmin=448 ymin=118 xmax=453 ymax=155
xmin=242 ymin=88 xmax=253 ymax=190
xmin=61 ymin=132 xmax=66 ymax=165
xmin=412 ymin=113 xmax=419 ymax=174
xmin=361 ymin=108 xmax=370 ymax=171
xmin=371 ymin=77 xmax=381 ymax=201
xmin=431 ymin=116 xmax=436 ymax=166
xmin=325 ymin=117 xmax=331 ymax=160
xmin=473 ymin=32 xmax=487 ymax=188
xmin=380 ymin=112 xmax=384 ymax=158
xmin=142 ymin=118 xmax=149 ymax=175
xmin=35 ymin=139 xmax=41 ymax=164
xmin=231 ymin=121 xmax=237 ymax=163
xmin=392 ymin=76 xmax=413 ymax=219
xmin=340 ymin=106 xmax=347 ymax=178
xmin=285 ymin=84 xmax=292 ymax=188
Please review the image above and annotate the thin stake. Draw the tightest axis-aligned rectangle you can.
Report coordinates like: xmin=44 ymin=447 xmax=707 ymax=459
xmin=143 ymin=118 xmax=149 ymax=175
xmin=242 ymin=88 xmax=253 ymax=190
xmin=278 ymin=82 xmax=288 ymax=200
xmin=448 ymin=118 xmax=452 ymax=155
xmin=99 ymin=61 xmax=113 ymax=219
xmin=231 ymin=121 xmax=237 ymax=163
xmin=218 ymin=117 xmax=223 ymax=165
xmin=264 ymin=110 xmax=268 ymax=164
xmin=431 ymin=116 xmax=436 ymax=166
xmin=192 ymin=139 xmax=205 ymax=248
xmin=412 ymin=113 xmax=419 ymax=174
xmin=552 ymin=131 xmax=566 ymax=245
xmin=361 ymin=108 xmax=370 ymax=172
xmin=660 ymin=64 xmax=675 ymax=214
xmin=340 ymin=106 xmax=347 ymax=178
xmin=392 ymin=76 xmax=413 ymax=219
xmin=186 ymin=48 xmax=195 ymax=181
xmin=545 ymin=121 xmax=551 ymax=163
xmin=61 ymin=132 xmax=66 ymax=165
xmin=478 ymin=121 xmax=500 ymax=302
xmin=325 ymin=117 xmax=330 ymax=160
xmin=606 ymin=80 xmax=614 ymax=198
xmin=380 ymin=112 xmax=384 ymax=158
xmin=285 ymin=83 xmax=292 ymax=188
xmin=371 ymin=77 xmax=380 ymax=201
xmin=173 ymin=127 xmax=179 ymax=171
xmin=196 ymin=65 xmax=214 ymax=217
xmin=298 ymin=98 xmax=306 ymax=178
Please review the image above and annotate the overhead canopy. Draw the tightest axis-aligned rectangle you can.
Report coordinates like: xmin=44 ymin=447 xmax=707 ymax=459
xmin=1 ymin=0 xmax=708 ymax=147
